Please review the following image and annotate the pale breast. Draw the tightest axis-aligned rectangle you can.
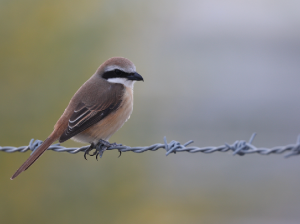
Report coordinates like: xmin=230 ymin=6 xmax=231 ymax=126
xmin=72 ymin=86 xmax=133 ymax=143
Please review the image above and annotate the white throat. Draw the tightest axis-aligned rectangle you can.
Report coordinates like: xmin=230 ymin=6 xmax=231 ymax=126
xmin=107 ymin=78 xmax=136 ymax=89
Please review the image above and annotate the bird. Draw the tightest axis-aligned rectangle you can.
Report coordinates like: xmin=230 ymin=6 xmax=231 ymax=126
xmin=11 ymin=57 xmax=144 ymax=180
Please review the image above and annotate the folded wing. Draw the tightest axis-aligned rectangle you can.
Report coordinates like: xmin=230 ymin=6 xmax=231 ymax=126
xmin=59 ymin=84 xmax=124 ymax=143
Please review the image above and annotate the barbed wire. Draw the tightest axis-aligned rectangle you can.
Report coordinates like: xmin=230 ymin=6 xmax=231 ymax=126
xmin=1 ymin=133 xmax=300 ymax=158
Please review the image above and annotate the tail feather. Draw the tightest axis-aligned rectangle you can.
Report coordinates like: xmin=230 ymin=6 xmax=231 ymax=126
xmin=10 ymin=133 xmax=58 ymax=180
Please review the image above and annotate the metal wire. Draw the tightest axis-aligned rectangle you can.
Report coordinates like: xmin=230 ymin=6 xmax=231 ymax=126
xmin=1 ymin=133 xmax=300 ymax=158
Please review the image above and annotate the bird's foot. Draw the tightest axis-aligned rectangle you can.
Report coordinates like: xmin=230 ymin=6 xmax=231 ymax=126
xmin=109 ymin=142 xmax=123 ymax=158
xmin=84 ymin=140 xmax=123 ymax=160
xmin=98 ymin=139 xmax=113 ymax=147
xmin=84 ymin=143 xmax=96 ymax=160
xmin=95 ymin=142 xmax=107 ymax=160
xmin=95 ymin=140 xmax=123 ymax=160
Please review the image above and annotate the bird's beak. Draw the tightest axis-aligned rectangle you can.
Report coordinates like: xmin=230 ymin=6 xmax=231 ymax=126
xmin=128 ymin=72 xmax=144 ymax=81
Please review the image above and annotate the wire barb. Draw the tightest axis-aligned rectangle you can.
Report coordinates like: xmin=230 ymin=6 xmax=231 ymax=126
xmin=1 ymin=133 xmax=300 ymax=158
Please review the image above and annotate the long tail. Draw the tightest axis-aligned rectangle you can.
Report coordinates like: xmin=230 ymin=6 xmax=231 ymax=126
xmin=10 ymin=132 xmax=59 ymax=180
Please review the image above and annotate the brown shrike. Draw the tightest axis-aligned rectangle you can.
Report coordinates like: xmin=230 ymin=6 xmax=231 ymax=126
xmin=11 ymin=57 xmax=143 ymax=180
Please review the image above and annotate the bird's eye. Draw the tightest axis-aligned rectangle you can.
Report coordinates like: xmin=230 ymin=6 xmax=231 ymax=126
xmin=115 ymin=69 xmax=121 ymax=75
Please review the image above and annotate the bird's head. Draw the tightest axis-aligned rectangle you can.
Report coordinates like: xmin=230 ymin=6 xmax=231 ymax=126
xmin=99 ymin=57 xmax=144 ymax=88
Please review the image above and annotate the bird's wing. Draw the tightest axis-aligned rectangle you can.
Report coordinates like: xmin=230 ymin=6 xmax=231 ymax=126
xmin=59 ymin=84 xmax=124 ymax=143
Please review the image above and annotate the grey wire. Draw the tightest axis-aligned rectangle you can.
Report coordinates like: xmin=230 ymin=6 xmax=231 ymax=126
xmin=1 ymin=133 xmax=300 ymax=158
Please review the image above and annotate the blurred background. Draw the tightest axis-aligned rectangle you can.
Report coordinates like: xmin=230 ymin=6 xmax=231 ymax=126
xmin=1 ymin=0 xmax=300 ymax=223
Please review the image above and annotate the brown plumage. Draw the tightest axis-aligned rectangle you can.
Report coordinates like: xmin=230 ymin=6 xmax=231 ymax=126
xmin=11 ymin=57 xmax=143 ymax=180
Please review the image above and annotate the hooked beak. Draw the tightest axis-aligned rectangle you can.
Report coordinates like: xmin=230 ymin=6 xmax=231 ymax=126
xmin=128 ymin=72 xmax=144 ymax=81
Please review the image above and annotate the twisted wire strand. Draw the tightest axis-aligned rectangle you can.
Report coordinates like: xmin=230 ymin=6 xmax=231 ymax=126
xmin=1 ymin=133 xmax=300 ymax=158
